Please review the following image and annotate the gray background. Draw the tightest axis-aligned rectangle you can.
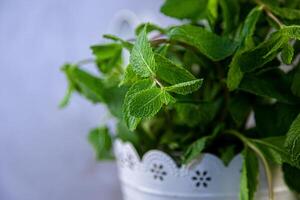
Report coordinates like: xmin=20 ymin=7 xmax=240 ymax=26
xmin=0 ymin=0 xmax=174 ymax=199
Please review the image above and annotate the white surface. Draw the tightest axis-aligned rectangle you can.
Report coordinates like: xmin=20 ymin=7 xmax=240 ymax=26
xmin=0 ymin=0 xmax=174 ymax=200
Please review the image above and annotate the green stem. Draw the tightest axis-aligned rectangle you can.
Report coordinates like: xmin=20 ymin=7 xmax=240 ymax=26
xmin=225 ymin=130 xmax=274 ymax=200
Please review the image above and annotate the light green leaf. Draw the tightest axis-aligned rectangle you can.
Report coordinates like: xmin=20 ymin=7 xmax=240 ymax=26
xmin=161 ymin=90 xmax=176 ymax=104
xmin=120 ymin=64 xmax=141 ymax=86
xmin=103 ymin=34 xmax=133 ymax=51
xmin=165 ymin=79 xmax=203 ymax=95
xmin=91 ymin=43 xmax=122 ymax=73
xmin=207 ymin=0 xmax=218 ymax=28
xmin=135 ymin=23 xmax=166 ymax=35
xmin=123 ymin=79 xmax=154 ymax=130
xmin=130 ymin=26 xmax=156 ymax=77
xmin=129 ymin=87 xmax=164 ymax=118
xmin=88 ymin=126 xmax=114 ymax=160
xmin=168 ymin=25 xmax=238 ymax=61
xmin=281 ymin=43 xmax=294 ymax=64
xmin=160 ymin=0 xmax=208 ymax=20
xmin=285 ymin=113 xmax=300 ymax=168
xmin=155 ymin=54 xmax=196 ymax=84
xmin=240 ymin=148 xmax=259 ymax=200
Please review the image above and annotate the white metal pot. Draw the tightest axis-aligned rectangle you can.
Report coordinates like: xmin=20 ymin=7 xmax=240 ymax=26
xmin=114 ymin=139 xmax=296 ymax=200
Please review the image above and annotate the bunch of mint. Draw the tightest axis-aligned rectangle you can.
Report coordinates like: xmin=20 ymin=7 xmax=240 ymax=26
xmin=61 ymin=0 xmax=300 ymax=199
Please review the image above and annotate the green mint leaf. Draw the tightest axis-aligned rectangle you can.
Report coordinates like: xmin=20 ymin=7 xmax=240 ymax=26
xmin=238 ymin=26 xmax=300 ymax=73
xmin=59 ymin=84 xmax=74 ymax=108
xmin=291 ymin=66 xmax=300 ymax=97
xmin=239 ymin=6 xmax=263 ymax=48
xmin=168 ymin=25 xmax=238 ymax=61
xmin=227 ymin=6 xmax=263 ymax=91
xmin=239 ymin=74 xmax=298 ymax=104
xmin=103 ymin=34 xmax=133 ymax=51
xmin=240 ymin=148 xmax=259 ymax=200
xmin=182 ymin=124 xmax=223 ymax=164
xmin=161 ymin=90 xmax=176 ymax=104
xmin=165 ymin=79 xmax=203 ymax=95
xmin=281 ymin=43 xmax=294 ymax=65
xmin=238 ymin=32 xmax=287 ymax=73
xmin=268 ymin=5 xmax=300 ymax=20
xmin=123 ymin=79 xmax=154 ymax=130
xmin=228 ymin=94 xmax=251 ymax=127
xmin=135 ymin=23 xmax=166 ymax=35
xmin=182 ymin=137 xmax=208 ymax=164
xmin=155 ymin=54 xmax=196 ymax=84
xmin=282 ymin=163 xmax=300 ymax=193
xmin=285 ymin=112 xmax=300 ymax=168
xmin=252 ymin=137 xmax=298 ymax=168
xmin=120 ymin=64 xmax=142 ymax=86
xmin=207 ymin=0 xmax=218 ymax=28
xmin=219 ymin=0 xmax=239 ymax=34
xmin=160 ymin=0 xmax=208 ymax=20
xmin=130 ymin=25 xmax=156 ymax=77
xmin=70 ymin=67 xmax=106 ymax=103
xmin=254 ymin=103 xmax=300 ymax=137
xmin=175 ymin=100 xmax=221 ymax=127
xmin=88 ymin=126 xmax=114 ymax=160
xmin=90 ymin=43 xmax=122 ymax=73
xmin=129 ymin=87 xmax=164 ymax=118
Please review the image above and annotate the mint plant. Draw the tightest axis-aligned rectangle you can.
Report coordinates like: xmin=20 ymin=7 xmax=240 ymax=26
xmin=61 ymin=0 xmax=300 ymax=199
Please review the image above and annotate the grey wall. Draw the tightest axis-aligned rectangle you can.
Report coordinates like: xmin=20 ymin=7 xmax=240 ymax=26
xmin=0 ymin=0 xmax=174 ymax=199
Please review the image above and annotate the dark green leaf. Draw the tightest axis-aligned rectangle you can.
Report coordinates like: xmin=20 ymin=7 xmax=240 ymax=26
xmin=228 ymin=94 xmax=251 ymax=127
xmin=227 ymin=6 xmax=263 ymax=91
xmin=88 ymin=127 xmax=113 ymax=160
xmin=168 ymin=25 xmax=238 ymax=61
xmin=254 ymin=103 xmax=300 ymax=137
xmin=268 ymin=5 xmax=300 ymax=20
xmin=291 ymin=66 xmax=300 ymax=97
xmin=219 ymin=0 xmax=240 ymax=34
xmin=285 ymin=112 xmax=300 ymax=168
xmin=239 ymin=74 xmax=298 ymax=104
xmin=282 ymin=163 xmax=300 ymax=193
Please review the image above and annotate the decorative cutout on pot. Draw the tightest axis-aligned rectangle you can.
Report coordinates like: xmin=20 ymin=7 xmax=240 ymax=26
xmin=150 ymin=163 xmax=167 ymax=181
xmin=191 ymin=170 xmax=211 ymax=188
xmin=114 ymin=139 xmax=293 ymax=200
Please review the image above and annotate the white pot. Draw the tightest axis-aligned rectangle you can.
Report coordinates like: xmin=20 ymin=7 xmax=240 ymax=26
xmin=114 ymin=139 xmax=296 ymax=200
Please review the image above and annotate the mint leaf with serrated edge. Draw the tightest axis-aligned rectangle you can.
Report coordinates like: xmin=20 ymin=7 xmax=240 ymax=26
xmin=130 ymin=25 xmax=156 ymax=77
xmin=165 ymin=79 xmax=203 ymax=95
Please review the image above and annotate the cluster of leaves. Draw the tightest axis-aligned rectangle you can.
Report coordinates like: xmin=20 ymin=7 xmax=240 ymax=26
xmin=61 ymin=0 xmax=300 ymax=199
